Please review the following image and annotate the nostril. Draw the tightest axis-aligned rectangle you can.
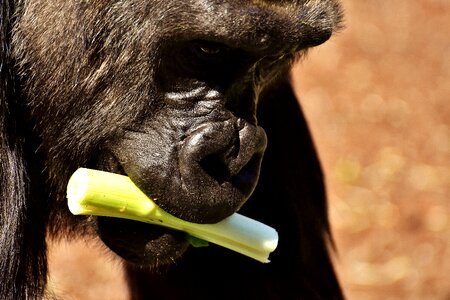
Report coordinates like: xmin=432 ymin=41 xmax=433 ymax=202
xmin=199 ymin=154 xmax=231 ymax=184
xmin=195 ymin=121 xmax=267 ymax=188
xmin=175 ymin=121 xmax=267 ymax=223
xmin=231 ymin=152 xmax=264 ymax=197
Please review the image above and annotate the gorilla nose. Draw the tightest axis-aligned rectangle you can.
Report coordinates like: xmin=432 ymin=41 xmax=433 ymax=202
xmin=178 ymin=119 xmax=267 ymax=223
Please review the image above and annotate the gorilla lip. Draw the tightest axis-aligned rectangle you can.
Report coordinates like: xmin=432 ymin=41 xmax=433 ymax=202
xmin=67 ymin=168 xmax=279 ymax=263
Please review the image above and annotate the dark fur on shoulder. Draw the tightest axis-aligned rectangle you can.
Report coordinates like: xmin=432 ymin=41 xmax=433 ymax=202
xmin=1 ymin=0 xmax=344 ymax=299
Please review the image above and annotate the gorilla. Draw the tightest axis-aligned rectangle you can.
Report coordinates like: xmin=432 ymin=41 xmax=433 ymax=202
xmin=0 ymin=0 xmax=344 ymax=299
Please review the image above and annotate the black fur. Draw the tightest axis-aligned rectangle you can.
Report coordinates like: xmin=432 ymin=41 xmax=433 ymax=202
xmin=1 ymin=0 xmax=344 ymax=299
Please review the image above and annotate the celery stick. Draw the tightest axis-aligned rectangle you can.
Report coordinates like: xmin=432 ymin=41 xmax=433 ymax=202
xmin=66 ymin=168 xmax=278 ymax=263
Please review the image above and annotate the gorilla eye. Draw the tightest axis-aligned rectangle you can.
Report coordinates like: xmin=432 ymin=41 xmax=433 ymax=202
xmin=191 ymin=41 xmax=230 ymax=61
xmin=172 ymin=41 xmax=250 ymax=86
xmin=198 ymin=45 xmax=221 ymax=55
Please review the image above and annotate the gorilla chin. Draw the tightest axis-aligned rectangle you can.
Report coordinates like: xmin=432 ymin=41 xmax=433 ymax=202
xmin=97 ymin=217 xmax=190 ymax=267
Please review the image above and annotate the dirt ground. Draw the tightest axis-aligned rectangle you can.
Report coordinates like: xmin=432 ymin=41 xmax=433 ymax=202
xmin=293 ymin=0 xmax=450 ymax=299
xmin=47 ymin=1 xmax=449 ymax=299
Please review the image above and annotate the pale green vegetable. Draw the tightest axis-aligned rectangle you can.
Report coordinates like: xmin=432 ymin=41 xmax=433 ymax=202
xmin=67 ymin=168 xmax=278 ymax=263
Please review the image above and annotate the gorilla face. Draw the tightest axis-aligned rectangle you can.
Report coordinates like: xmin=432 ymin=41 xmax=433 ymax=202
xmin=12 ymin=0 xmax=342 ymax=266
xmin=96 ymin=41 xmax=269 ymax=263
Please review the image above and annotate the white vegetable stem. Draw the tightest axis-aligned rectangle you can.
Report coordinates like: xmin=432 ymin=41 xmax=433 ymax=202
xmin=67 ymin=168 xmax=278 ymax=263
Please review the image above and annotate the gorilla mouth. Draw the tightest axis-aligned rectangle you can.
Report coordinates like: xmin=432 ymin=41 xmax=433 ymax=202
xmin=94 ymin=154 xmax=191 ymax=266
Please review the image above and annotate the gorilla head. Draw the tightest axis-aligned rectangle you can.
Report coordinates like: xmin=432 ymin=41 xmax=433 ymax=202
xmin=1 ymin=0 xmax=343 ymax=298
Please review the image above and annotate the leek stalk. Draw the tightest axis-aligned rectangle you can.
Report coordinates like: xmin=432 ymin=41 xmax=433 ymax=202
xmin=67 ymin=168 xmax=278 ymax=263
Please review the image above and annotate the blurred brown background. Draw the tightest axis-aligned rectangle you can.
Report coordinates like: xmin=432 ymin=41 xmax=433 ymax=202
xmin=293 ymin=0 xmax=449 ymax=299
xmin=48 ymin=0 xmax=450 ymax=299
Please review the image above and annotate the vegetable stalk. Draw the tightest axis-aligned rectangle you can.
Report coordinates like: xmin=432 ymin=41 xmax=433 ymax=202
xmin=67 ymin=168 xmax=278 ymax=263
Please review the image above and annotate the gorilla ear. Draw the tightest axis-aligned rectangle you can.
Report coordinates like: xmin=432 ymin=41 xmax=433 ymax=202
xmin=247 ymin=76 xmax=343 ymax=297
